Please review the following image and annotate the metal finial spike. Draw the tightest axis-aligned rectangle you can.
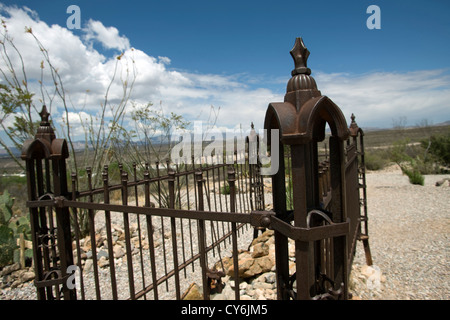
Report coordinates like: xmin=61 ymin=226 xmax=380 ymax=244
xmin=290 ymin=37 xmax=311 ymax=76
xmin=39 ymin=105 xmax=50 ymax=124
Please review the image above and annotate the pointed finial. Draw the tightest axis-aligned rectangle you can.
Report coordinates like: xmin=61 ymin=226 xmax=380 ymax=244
xmin=251 ymin=122 xmax=254 ymax=129
xmin=35 ymin=105 xmax=55 ymax=141
xmin=39 ymin=105 xmax=50 ymax=124
xmin=290 ymin=37 xmax=311 ymax=76
xmin=349 ymin=113 xmax=360 ymax=137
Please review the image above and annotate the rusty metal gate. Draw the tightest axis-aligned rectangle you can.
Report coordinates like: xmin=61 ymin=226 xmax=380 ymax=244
xmin=22 ymin=37 xmax=371 ymax=300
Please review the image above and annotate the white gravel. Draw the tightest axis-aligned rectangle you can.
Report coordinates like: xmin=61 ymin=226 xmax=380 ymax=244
xmin=351 ymin=165 xmax=449 ymax=300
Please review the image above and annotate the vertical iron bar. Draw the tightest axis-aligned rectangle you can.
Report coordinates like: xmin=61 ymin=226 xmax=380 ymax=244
xmin=176 ymin=164 xmax=187 ymax=278
xmin=184 ymin=163 xmax=195 ymax=273
xmin=272 ymin=143 xmax=289 ymax=300
xmin=103 ymin=167 xmax=118 ymax=300
xmin=156 ymin=162 xmax=169 ymax=291
xmin=168 ymin=169 xmax=181 ymax=299
xmin=71 ymin=173 xmax=85 ymax=300
xmin=228 ymin=166 xmax=240 ymax=300
xmin=329 ymin=136 xmax=349 ymax=299
xmin=36 ymin=160 xmax=52 ymax=276
xmin=52 ymin=156 xmax=75 ymax=300
xmin=290 ymin=144 xmax=314 ymax=300
xmin=133 ymin=163 xmax=146 ymax=299
xmin=86 ymin=167 xmax=101 ymax=300
xmin=205 ymin=168 xmax=216 ymax=258
xmin=196 ymin=170 xmax=209 ymax=300
xmin=144 ymin=170 xmax=159 ymax=300
xmin=26 ymin=159 xmax=46 ymax=300
xmin=121 ymin=172 xmax=136 ymax=299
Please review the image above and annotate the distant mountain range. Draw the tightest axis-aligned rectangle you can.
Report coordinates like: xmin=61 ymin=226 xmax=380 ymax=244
xmin=1 ymin=121 xmax=449 ymax=158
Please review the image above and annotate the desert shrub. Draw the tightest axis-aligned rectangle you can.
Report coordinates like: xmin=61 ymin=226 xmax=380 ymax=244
xmin=422 ymin=131 xmax=450 ymax=167
xmin=403 ymin=168 xmax=425 ymax=186
xmin=389 ymin=139 xmax=429 ymax=185
xmin=364 ymin=150 xmax=389 ymax=171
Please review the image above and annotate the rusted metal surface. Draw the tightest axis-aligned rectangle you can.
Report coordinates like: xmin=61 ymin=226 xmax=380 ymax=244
xmin=348 ymin=114 xmax=373 ymax=266
xmin=23 ymin=107 xmax=266 ymax=300
xmin=23 ymin=38 xmax=371 ymax=300
xmin=264 ymin=37 xmax=371 ymax=300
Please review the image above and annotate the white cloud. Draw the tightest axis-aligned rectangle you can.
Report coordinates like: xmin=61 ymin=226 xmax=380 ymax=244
xmin=0 ymin=4 xmax=448 ymax=149
xmin=314 ymin=70 xmax=450 ymax=128
xmin=84 ymin=19 xmax=130 ymax=51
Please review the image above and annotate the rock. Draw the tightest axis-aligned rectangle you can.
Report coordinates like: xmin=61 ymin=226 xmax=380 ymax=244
xmin=82 ymin=234 xmax=104 ymax=252
xmin=1 ymin=274 xmax=12 ymax=288
xmin=264 ymin=272 xmax=276 ymax=284
xmin=20 ymin=271 xmax=35 ymax=283
xmin=366 ymin=265 xmax=382 ymax=291
xmin=254 ymin=288 xmax=266 ymax=300
xmin=98 ymin=256 xmax=109 ymax=268
xmin=253 ymin=282 xmax=273 ymax=290
xmin=11 ymin=279 xmax=22 ymax=289
xmin=111 ymin=224 xmax=124 ymax=234
xmin=182 ymin=282 xmax=203 ymax=300
xmin=113 ymin=245 xmax=125 ymax=258
xmin=0 ymin=263 xmax=21 ymax=277
xmin=222 ymin=283 xmax=236 ymax=300
xmin=252 ymin=242 xmax=269 ymax=258
xmin=361 ymin=265 xmax=375 ymax=277
xmin=250 ymin=229 xmax=274 ymax=246
xmin=97 ymin=250 xmax=109 ymax=260
xmin=116 ymin=240 xmax=125 ymax=248
xmin=84 ymin=259 xmax=93 ymax=272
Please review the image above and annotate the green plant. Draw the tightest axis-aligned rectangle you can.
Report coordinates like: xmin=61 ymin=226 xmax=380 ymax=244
xmin=422 ymin=131 xmax=450 ymax=167
xmin=389 ymin=138 xmax=442 ymax=185
xmin=364 ymin=150 xmax=389 ymax=171
xmin=0 ymin=224 xmax=15 ymax=267
xmin=0 ymin=190 xmax=33 ymax=267
xmin=0 ymin=190 xmax=14 ymax=226
xmin=403 ymin=168 xmax=425 ymax=186
xmin=0 ymin=190 xmax=17 ymax=267
xmin=220 ymin=183 xmax=231 ymax=195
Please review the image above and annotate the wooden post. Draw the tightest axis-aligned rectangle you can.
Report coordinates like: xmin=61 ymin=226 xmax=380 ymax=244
xmin=19 ymin=233 xmax=25 ymax=268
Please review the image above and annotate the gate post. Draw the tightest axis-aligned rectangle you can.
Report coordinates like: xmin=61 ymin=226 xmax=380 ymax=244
xmin=21 ymin=106 xmax=75 ymax=300
xmin=264 ymin=38 xmax=350 ymax=299
xmin=349 ymin=114 xmax=373 ymax=266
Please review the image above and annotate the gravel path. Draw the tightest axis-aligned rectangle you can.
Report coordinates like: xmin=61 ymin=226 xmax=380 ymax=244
xmin=351 ymin=165 xmax=449 ymax=300
xmin=1 ymin=165 xmax=449 ymax=300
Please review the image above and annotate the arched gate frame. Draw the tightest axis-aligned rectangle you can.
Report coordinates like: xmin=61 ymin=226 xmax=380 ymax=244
xmin=264 ymin=38 xmax=371 ymax=299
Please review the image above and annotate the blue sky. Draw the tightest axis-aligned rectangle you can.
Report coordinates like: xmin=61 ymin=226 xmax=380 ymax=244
xmin=0 ymin=0 xmax=449 ymax=144
xmin=7 ymin=0 xmax=450 ymax=76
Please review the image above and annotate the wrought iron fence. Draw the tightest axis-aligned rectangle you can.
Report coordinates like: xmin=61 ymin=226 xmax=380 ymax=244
xmin=22 ymin=37 xmax=372 ymax=300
